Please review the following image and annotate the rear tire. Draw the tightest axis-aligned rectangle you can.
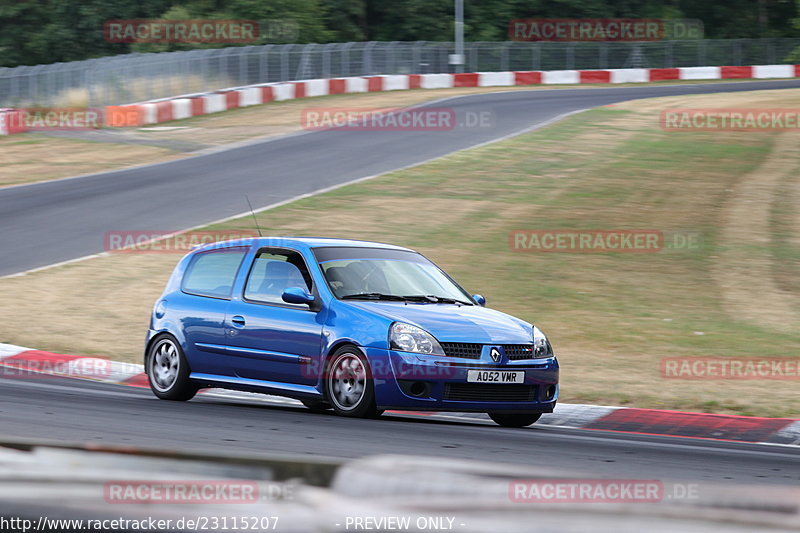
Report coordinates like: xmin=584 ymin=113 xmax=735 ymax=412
xmin=146 ymin=335 xmax=198 ymax=401
xmin=324 ymin=347 xmax=381 ymax=418
xmin=488 ymin=412 xmax=541 ymax=428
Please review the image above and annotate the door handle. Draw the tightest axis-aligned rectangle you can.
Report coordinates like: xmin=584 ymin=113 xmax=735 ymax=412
xmin=231 ymin=315 xmax=246 ymax=327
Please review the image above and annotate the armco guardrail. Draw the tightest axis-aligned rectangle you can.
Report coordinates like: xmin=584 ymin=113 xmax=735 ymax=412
xmin=1 ymin=38 xmax=800 ymax=108
xmin=2 ymin=63 xmax=798 ymax=135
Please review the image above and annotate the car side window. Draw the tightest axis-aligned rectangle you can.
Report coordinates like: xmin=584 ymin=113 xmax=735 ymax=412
xmin=244 ymin=249 xmax=313 ymax=306
xmin=181 ymin=247 xmax=247 ymax=299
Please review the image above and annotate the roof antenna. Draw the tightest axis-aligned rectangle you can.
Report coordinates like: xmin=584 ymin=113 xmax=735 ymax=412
xmin=245 ymin=195 xmax=263 ymax=237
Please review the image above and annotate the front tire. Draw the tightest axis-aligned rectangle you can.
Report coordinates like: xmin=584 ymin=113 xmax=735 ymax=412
xmin=146 ymin=335 xmax=198 ymax=401
xmin=324 ymin=347 xmax=381 ymax=418
xmin=488 ymin=412 xmax=542 ymax=428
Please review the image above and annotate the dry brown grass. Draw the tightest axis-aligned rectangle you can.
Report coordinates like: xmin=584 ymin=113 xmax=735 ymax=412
xmin=0 ymin=253 xmax=176 ymax=360
xmin=1 ymin=86 xmax=799 ymax=416
xmin=0 ymin=137 xmax=185 ymax=188
xmin=713 ymin=132 xmax=800 ymax=332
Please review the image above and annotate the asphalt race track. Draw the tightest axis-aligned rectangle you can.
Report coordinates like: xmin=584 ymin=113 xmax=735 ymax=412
xmin=1 ymin=375 xmax=798 ymax=486
xmin=3 ymin=80 xmax=800 ymax=276
xmin=2 ymin=81 xmax=799 ymax=486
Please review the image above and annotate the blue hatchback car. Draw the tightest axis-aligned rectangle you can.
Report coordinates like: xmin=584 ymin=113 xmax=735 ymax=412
xmin=145 ymin=237 xmax=559 ymax=427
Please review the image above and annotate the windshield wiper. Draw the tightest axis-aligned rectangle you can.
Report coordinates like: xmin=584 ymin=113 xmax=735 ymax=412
xmin=340 ymin=292 xmax=407 ymax=301
xmin=340 ymin=293 xmax=472 ymax=305
xmin=402 ymin=295 xmax=473 ymax=305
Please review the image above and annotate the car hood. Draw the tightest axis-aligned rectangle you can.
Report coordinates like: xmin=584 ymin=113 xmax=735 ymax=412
xmin=344 ymin=301 xmax=533 ymax=344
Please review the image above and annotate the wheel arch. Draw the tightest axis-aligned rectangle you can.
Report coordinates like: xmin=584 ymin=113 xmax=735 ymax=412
xmin=325 ymin=339 xmax=364 ymax=360
xmin=143 ymin=329 xmax=184 ymax=372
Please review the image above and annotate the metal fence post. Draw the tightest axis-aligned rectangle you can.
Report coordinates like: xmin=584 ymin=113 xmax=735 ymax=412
xmin=466 ymin=42 xmax=477 ymax=72
xmin=531 ymin=44 xmax=540 ymax=70
xmin=296 ymin=43 xmax=318 ymax=80
xmin=665 ymin=40 xmax=673 ymax=68
xmin=501 ymin=42 xmax=510 ymax=72
xmin=85 ymin=62 xmax=95 ymax=108
xmin=322 ymin=43 xmax=334 ymax=78
xmin=386 ymin=41 xmax=398 ymax=73
xmin=280 ymin=44 xmax=292 ymax=81
xmin=412 ymin=41 xmax=425 ymax=73
xmin=239 ymin=47 xmax=248 ymax=86
xmin=340 ymin=42 xmax=354 ymax=77
xmin=144 ymin=55 xmax=154 ymax=102
xmin=599 ymin=43 xmax=608 ymax=69
xmin=0 ymin=68 xmax=7 ymax=107
xmin=11 ymin=67 xmax=21 ymax=105
xmin=257 ymin=44 xmax=267 ymax=82
xmin=566 ymin=43 xmax=575 ymax=70
xmin=45 ymin=64 xmax=55 ymax=106
xmin=363 ymin=41 xmax=377 ymax=76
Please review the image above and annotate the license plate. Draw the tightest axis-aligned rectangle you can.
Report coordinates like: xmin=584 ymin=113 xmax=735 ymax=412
xmin=466 ymin=370 xmax=525 ymax=384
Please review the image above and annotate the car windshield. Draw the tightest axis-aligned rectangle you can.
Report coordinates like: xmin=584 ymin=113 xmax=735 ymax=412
xmin=313 ymin=247 xmax=473 ymax=304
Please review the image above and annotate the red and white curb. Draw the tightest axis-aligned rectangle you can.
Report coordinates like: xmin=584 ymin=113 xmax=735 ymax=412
xmin=119 ymin=65 xmax=800 ymax=127
xmin=0 ymin=343 xmax=143 ymax=384
xmin=3 ymin=64 xmax=800 ymax=134
xmin=1 ymin=343 xmax=797 ymax=445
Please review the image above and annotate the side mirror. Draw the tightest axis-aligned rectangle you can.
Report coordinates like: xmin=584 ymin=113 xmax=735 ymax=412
xmin=282 ymin=287 xmax=316 ymax=306
xmin=472 ymin=294 xmax=486 ymax=307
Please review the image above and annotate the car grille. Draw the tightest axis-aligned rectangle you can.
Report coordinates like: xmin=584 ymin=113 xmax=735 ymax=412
xmin=441 ymin=342 xmax=482 ymax=359
xmin=503 ymin=344 xmax=536 ymax=360
xmin=443 ymin=383 xmax=537 ymax=402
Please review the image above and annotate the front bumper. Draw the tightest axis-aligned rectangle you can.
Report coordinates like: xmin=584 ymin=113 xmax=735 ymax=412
xmin=365 ymin=347 xmax=559 ymax=412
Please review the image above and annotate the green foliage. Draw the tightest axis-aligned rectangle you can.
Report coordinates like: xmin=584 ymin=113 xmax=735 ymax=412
xmin=0 ymin=0 xmax=797 ymax=67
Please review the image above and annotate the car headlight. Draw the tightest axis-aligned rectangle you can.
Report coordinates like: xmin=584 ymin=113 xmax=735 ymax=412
xmin=389 ymin=322 xmax=445 ymax=356
xmin=533 ymin=326 xmax=553 ymax=358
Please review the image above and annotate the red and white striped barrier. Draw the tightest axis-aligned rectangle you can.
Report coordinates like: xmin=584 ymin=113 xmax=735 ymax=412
xmin=124 ymin=65 xmax=800 ymax=127
xmin=0 ymin=109 xmax=27 ymax=135
xmin=3 ymin=64 xmax=800 ymax=134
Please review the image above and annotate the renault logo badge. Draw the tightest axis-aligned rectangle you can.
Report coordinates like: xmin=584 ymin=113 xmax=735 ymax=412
xmin=490 ymin=347 xmax=502 ymax=363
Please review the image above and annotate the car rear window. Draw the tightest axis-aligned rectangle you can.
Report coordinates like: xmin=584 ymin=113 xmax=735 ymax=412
xmin=181 ymin=247 xmax=247 ymax=299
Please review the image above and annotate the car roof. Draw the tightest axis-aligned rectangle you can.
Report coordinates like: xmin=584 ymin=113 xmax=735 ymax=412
xmin=193 ymin=236 xmax=414 ymax=253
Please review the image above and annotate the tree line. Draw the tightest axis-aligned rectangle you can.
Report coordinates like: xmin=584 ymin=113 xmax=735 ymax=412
xmin=1 ymin=0 xmax=797 ymax=67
